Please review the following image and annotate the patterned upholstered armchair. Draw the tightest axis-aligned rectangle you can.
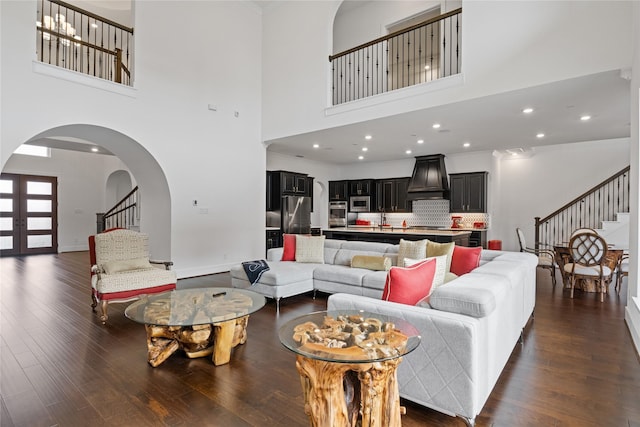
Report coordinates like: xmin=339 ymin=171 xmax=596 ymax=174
xmin=89 ymin=229 xmax=177 ymax=324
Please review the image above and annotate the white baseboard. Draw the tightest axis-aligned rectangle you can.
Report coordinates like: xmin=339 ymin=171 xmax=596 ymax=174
xmin=625 ymin=296 xmax=640 ymax=357
xmin=59 ymin=244 xmax=89 ymax=253
xmin=175 ymin=263 xmax=235 ymax=280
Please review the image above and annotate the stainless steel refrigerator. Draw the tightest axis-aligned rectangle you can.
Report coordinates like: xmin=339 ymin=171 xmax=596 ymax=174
xmin=280 ymin=195 xmax=311 ymax=234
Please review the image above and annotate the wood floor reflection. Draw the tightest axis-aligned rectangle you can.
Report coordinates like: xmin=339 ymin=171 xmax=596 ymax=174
xmin=1 ymin=251 xmax=639 ymax=426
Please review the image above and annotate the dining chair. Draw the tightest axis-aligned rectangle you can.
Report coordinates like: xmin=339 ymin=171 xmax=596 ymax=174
xmin=564 ymin=231 xmax=612 ymax=302
xmin=616 ymin=253 xmax=629 ymax=294
xmin=516 ymin=228 xmax=556 ymax=285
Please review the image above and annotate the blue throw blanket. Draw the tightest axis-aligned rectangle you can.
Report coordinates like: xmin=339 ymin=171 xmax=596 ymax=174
xmin=241 ymin=260 xmax=270 ymax=285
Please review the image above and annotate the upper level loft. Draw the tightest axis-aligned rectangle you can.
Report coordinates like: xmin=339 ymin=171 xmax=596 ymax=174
xmin=36 ymin=0 xmax=133 ymax=86
xmin=330 ymin=6 xmax=461 ymax=105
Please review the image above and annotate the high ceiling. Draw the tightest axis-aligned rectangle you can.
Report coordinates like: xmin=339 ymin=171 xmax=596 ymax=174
xmin=265 ymin=70 xmax=631 ymax=164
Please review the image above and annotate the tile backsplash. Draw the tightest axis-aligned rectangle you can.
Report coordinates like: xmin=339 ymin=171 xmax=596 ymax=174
xmin=357 ymin=199 xmax=490 ymax=229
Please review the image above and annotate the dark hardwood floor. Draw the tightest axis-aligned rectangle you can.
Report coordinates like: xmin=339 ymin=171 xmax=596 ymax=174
xmin=1 ymin=251 xmax=639 ymax=426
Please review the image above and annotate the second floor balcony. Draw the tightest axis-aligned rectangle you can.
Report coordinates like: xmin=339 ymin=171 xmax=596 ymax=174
xmin=36 ymin=0 xmax=134 ymax=86
xmin=330 ymin=8 xmax=462 ymax=105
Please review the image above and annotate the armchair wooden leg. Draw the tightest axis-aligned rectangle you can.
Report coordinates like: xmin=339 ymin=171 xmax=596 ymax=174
xmin=99 ymin=300 xmax=109 ymax=324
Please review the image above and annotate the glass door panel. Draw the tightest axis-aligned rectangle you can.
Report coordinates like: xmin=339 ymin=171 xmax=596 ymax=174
xmin=0 ymin=173 xmax=57 ymax=256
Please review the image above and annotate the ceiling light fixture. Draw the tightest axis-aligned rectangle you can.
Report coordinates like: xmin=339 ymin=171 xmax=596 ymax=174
xmin=522 ymin=107 xmax=534 ymax=114
xmin=405 ymin=150 xmax=412 ymax=155
xmin=91 ymin=147 xmax=99 ymax=152
xmin=536 ymin=133 xmax=545 ymax=138
xmin=358 ymin=155 xmax=364 ymax=160
xmin=365 ymin=135 xmax=372 ymax=140
xmin=432 ymin=123 xmax=441 ymax=129
xmin=312 ymin=143 xmax=319 ymax=148
xmin=39 ymin=14 xmax=80 ymax=46
xmin=580 ymin=115 xmax=591 ymax=121
xmin=417 ymin=139 xmax=424 ymax=144
xmin=362 ymin=147 xmax=368 ymax=152
xmin=463 ymin=142 xmax=470 ymax=148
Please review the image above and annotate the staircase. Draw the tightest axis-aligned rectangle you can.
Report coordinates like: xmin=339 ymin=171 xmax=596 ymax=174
xmin=99 ymin=186 xmax=139 ymax=232
xmin=535 ymin=166 xmax=630 ymax=249
xmin=596 ymin=212 xmax=630 ymax=249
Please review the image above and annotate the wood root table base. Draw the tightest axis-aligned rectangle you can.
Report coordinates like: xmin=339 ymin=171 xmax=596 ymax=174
xmin=145 ymin=316 xmax=249 ymax=367
xmin=295 ymin=355 xmax=404 ymax=427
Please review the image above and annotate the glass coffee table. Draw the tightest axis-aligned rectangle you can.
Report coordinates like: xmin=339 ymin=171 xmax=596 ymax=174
xmin=125 ymin=287 xmax=265 ymax=367
xmin=279 ymin=310 xmax=421 ymax=427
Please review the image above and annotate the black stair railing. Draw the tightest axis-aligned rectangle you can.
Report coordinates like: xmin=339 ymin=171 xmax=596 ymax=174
xmin=329 ymin=8 xmax=462 ymax=105
xmin=535 ymin=166 xmax=630 ymax=249
xmin=36 ymin=0 xmax=133 ymax=86
xmin=100 ymin=186 xmax=138 ymax=232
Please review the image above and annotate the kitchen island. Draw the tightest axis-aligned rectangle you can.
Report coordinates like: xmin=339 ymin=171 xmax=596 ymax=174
xmin=323 ymin=227 xmax=471 ymax=246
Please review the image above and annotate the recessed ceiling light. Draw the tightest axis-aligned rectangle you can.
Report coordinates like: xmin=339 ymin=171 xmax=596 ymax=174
xmin=417 ymin=139 xmax=424 ymax=144
xmin=405 ymin=150 xmax=412 ymax=155
xmin=358 ymin=155 xmax=364 ymax=160
xmin=312 ymin=143 xmax=319 ymax=148
xmin=91 ymin=147 xmax=99 ymax=152
xmin=362 ymin=147 xmax=368 ymax=152
xmin=536 ymin=133 xmax=545 ymax=138
xmin=365 ymin=135 xmax=372 ymax=140
xmin=522 ymin=107 xmax=534 ymax=114
xmin=580 ymin=115 xmax=591 ymax=121
xmin=463 ymin=142 xmax=470 ymax=148
xmin=432 ymin=123 xmax=441 ymax=129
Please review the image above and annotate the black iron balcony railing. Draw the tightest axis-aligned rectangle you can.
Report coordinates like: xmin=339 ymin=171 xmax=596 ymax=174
xmin=36 ymin=0 xmax=134 ymax=86
xmin=329 ymin=8 xmax=462 ymax=105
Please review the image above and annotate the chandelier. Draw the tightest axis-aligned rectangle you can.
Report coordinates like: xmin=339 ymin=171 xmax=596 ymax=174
xmin=37 ymin=14 xmax=81 ymax=46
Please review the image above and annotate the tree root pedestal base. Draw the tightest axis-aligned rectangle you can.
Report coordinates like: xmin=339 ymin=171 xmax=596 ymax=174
xmin=145 ymin=316 xmax=249 ymax=367
xmin=295 ymin=355 xmax=404 ymax=427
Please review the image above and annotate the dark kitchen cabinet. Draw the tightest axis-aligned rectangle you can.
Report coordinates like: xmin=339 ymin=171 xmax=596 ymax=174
xmin=449 ymin=172 xmax=487 ymax=213
xmin=267 ymin=170 xmax=312 ymax=211
xmin=329 ymin=180 xmax=349 ymax=201
xmin=376 ymin=178 xmax=412 ymax=213
xmin=266 ymin=229 xmax=283 ymax=254
xmin=307 ymin=176 xmax=314 ymax=212
xmin=469 ymin=230 xmax=487 ymax=248
xmin=349 ymin=179 xmax=374 ymax=196
xmin=282 ymin=172 xmax=307 ymax=195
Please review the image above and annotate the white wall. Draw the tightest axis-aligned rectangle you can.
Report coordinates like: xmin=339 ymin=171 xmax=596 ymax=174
xmin=625 ymin=0 xmax=640 ymax=355
xmin=1 ymin=1 xmax=264 ymax=278
xmin=333 ymin=0 xmax=447 ymax=53
xmin=2 ymin=149 xmax=128 ymax=252
xmin=262 ymin=1 xmax=632 ymax=142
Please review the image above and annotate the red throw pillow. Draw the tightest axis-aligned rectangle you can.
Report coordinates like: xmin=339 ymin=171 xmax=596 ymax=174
xmin=281 ymin=234 xmax=296 ymax=261
xmin=450 ymin=245 xmax=482 ymax=276
xmin=382 ymin=259 xmax=437 ymax=305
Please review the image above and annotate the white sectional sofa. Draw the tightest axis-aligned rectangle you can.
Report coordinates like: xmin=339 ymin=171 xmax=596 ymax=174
xmin=231 ymin=239 xmax=537 ymax=426
xmin=231 ymin=240 xmax=401 ymax=305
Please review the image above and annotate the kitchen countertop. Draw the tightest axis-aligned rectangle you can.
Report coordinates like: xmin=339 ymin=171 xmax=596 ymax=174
xmin=324 ymin=227 xmax=472 ymax=236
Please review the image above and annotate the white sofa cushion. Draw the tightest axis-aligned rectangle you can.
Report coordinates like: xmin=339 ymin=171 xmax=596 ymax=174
xmin=362 ymin=270 xmax=389 ymax=291
xmin=429 ymin=274 xmax=510 ymax=318
xmin=246 ymin=261 xmax=316 ymax=286
xmin=314 ymin=264 xmax=368 ymax=286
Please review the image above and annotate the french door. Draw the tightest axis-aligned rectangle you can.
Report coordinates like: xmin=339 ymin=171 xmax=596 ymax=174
xmin=0 ymin=173 xmax=58 ymax=256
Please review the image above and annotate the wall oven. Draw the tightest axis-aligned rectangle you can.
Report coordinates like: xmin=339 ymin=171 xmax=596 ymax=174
xmin=349 ymin=196 xmax=371 ymax=212
xmin=329 ymin=201 xmax=348 ymax=227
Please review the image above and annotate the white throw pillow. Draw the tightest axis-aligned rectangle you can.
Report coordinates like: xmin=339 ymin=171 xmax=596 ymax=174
xmin=397 ymin=239 xmax=428 ymax=264
xmin=405 ymin=255 xmax=447 ymax=289
xmin=295 ymin=235 xmax=326 ymax=263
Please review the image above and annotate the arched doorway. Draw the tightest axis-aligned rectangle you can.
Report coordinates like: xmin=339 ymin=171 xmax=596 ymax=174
xmin=1 ymin=124 xmax=172 ymax=259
